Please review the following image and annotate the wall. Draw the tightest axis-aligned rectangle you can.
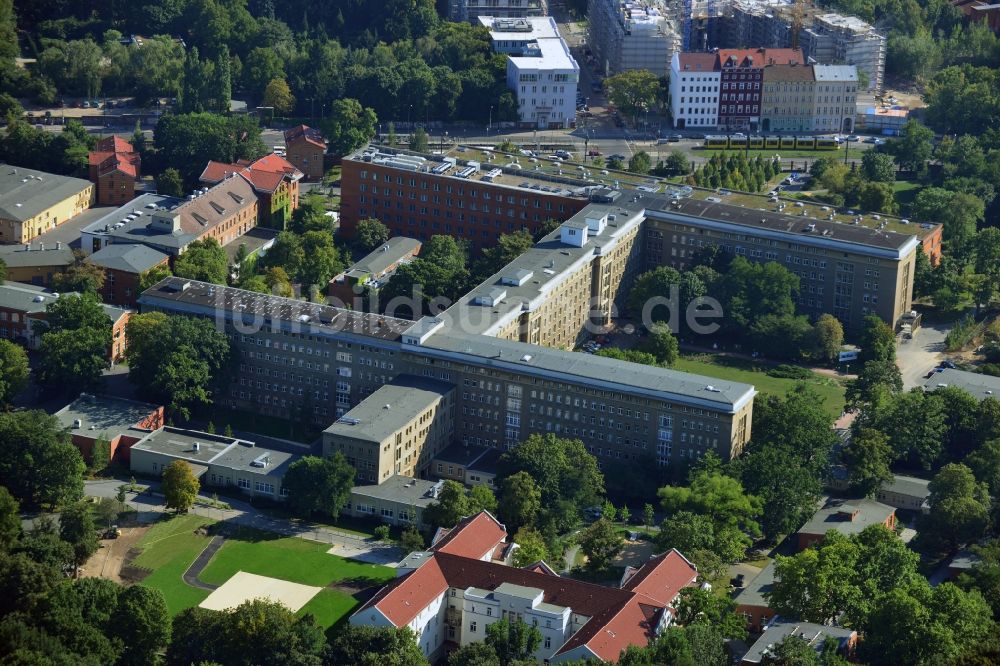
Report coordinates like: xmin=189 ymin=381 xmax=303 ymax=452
xmin=0 ymin=185 xmax=94 ymax=243
xmin=287 ymin=138 xmax=325 ymax=182
xmin=96 ymin=171 xmax=136 ymax=206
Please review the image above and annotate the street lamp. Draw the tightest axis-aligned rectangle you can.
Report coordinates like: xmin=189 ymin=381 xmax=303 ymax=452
xmin=407 ymin=104 xmax=413 ymax=127
xmin=488 ymin=105 xmax=493 ymax=136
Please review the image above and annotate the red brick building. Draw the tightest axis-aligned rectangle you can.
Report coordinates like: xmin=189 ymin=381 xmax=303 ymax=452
xmin=795 ymin=498 xmax=897 ymax=551
xmin=340 ymin=147 xmax=590 ymax=251
xmin=54 ymin=393 xmax=164 ymax=465
xmin=284 ymin=125 xmax=327 ymax=181
xmin=718 ymin=48 xmax=805 ymax=132
xmin=88 ymin=136 xmax=140 ymax=206
xmin=200 ymin=153 xmax=303 ymax=229
xmin=86 ymin=243 xmax=170 ymax=308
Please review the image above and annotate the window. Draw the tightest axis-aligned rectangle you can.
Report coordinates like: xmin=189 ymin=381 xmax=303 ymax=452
xmin=544 ymin=636 xmax=551 ymax=649
xmin=470 ymin=622 xmax=477 ymax=633
xmin=237 ymin=478 xmax=250 ymax=489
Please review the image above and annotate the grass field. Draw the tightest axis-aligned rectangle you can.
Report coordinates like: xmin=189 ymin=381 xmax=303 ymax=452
xmin=672 ymin=353 xmax=846 ymax=417
xmin=132 ymin=514 xmax=215 ymax=615
xmin=892 ymin=179 xmax=922 ymax=213
xmin=695 ymin=147 xmax=866 ymax=160
xmin=133 ymin=518 xmax=395 ymax=627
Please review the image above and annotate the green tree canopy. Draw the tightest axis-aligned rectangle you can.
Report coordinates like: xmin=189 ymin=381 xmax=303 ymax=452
xmin=605 ymin=70 xmax=661 ymax=119
xmin=325 ymin=624 xmax=428 ymax=666
xmin=324 ymin=98 xmax=377 ymax=157
xmin=355 ymin=218 xmax=391 ymax=253
xmin=281 ymin=453 xmax=355 ymax=519
xmin=173 ymin=238 xmax=230 ymax=285
xmin=578 ymin=517 xmax=623 ymax=572
xmin=58 ymin=501 xmax=98 ymax=573
xmin=161 ymin=460 xmax=200 ymax=513
xmin=0 ymin=339 xmax=29 ymax=406
xmin=0 ymin=410 xmax=84 ymax=508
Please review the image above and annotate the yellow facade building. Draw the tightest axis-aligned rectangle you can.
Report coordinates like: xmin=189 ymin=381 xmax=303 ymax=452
xmin=0 ymin=167 xmax=94 ymax=244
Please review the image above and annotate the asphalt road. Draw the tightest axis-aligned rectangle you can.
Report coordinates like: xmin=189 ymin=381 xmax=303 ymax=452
xmin=896 ymin=320 xmax=952 ymax=390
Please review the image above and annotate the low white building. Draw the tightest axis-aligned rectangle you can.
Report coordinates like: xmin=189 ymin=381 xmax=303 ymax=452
xmin=670 ymin=52 xmax=722 ymax=129
xmin=480 ymin=16 xmax=579 ymax=129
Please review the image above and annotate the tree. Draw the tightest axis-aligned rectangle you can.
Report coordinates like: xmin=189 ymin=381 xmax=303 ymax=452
xmin=857 ymin=181 xmax=898 ymax=215
xmin=501 ymin=434 xmax=604 ymax=521
xmin=355 ymin=218 xmax=391 ymax=253
xmin=155 ymin=113 xmax=267 ymax=185
xmin=473 ymin=230 xmax=534 ymax=281
xmin=448 ymin=642 xmax=500 ymax=666
xmin=157 ymin=168 xmax=185 ymax=197
xmin=640 ymin=323 xmax=679 ymax=365
xmin=674 ymin=587 xmax=748 ymax=640
xmin=658 ymin=471 xmax=761 ymax=537
xmin=0 ymin=339 xmax=29 ymax=406
xmin=0 ymin=487 xmax=19 ymax=552
xmin=644 ymin=503 xmax=655 ymax=527
xmin=173 ymin=238 xmax=229 ymax=285
xmin=161 ymin=460 xmax=200 ymax=513
xmin=469 ymin=484 xmax=498 ymax=515
xmin=485 ymin=618 xmax=542 ymax=666
xmin=578 ymin=518 xmax=623 ymax=572
xmin=399 ymin=526 xmax=425 ymax=553
xmin=846 ymin=358 xmax=903 ymax=410
xmin=657 ymin=510 xmax=743 ymax=573
xmin=810 ymin=314 xmax=844 ymax=364
xmin=266 ymin=231 xmax=305 ymax=278
xmin=860 ymin=150 xmax=896 ymax=182
xmin=409 ymin=127 xmax=429 ymax=152
xmin=888 ymin=120 xmax=935 ymax=172
xmin=498 ymin=471 xmax=542 ymax=532
xmin=605 ymin=70 xmax=660 ymax=120
xmin=43 ymin=291 xmax=109 ymax=335
xmin=841 ymin=428 xmax=893 ymax=496
xmin=860 ymin=580 xmax=993 ymax=666
xmin=110 ymin=585 xmax=171 ymax=666
xmin=262 ymin=77 xmax=295 ymax=115
xmin=858 ymin=314 xmax=897 ymax=364
xmin=125 ymin=312 xmax=232 ymax=419
xmin=51 ymin=261 xmax=106 ymax=294
xmin=324 ymin=98 xmax=377 ymax=157
xmin=760 ymin=634 xmax=821 ymax=666
xmin=423 ymin=480 xmax=471 ymax=529
xmin=281 ymin=453 xmax=354 ymax=519
xmin=37 ymin=327 xmax=110 ymax=395
xmin=59 ymin=501 xmax=98 ymax=574
xmin=920 ymin=463 xmax=991 ymax=552
xmin=628 ymin=151 xmax=652 ymax=174
xmin=511 ymin=527 xmax=550 ymax=567
xmin=299 ymin=231 xmax=344 ymax=287
xmin=325 ymin=625 xmax=428 ymax=666
xmin=967 ymin=438 xmax=1000 ymax=495
xmin=168 ymin=598 xmax=326 ymax=666
xmin=0 ymin=410 xmax=84 ymax=508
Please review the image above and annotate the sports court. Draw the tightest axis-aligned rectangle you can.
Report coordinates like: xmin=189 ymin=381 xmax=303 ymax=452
xmin=198 ymin=571 xmax=322 ymax=612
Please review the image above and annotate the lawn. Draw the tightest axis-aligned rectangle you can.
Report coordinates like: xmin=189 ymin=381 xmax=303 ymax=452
xmin=892 ymin=179 xmax=922 ymax=213
xmin=131 ymin=514 xmax=216 ymax=615
xmin=131 ymin=519 xmax=395 ymax=628
xmin=198 ymin=528 xmax=394 ymax=589
xmin=672 ymin=353 xmax=846 ymax=418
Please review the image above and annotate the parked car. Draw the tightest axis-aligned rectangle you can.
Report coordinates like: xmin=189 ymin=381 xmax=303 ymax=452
xmin=609 ymin=154 xmax=626 ymax=162
xmin=669 ymin=134 xmax=682 ymax=142
xmin=846 ymin=135 xmax=861 ymax=142
xmin=555 ymin=150 xmax=572 ymax=159
xmin=939 ymin=359 xmax=957 ymax=369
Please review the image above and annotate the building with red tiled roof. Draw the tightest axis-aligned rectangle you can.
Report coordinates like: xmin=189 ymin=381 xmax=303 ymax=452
xmin=283 ymin=125 xmax=326 ymax=181
xmin=351 ymin=511 xmax=698 ymax=663
xmin=88 ymin=136 xmax=140 ymax=206
xmin=199 ymin=153 xmax=303 ymax=229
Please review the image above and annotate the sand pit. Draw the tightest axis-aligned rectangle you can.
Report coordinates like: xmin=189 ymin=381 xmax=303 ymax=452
xmin=198 ymin=571 xmax=321 ymax=612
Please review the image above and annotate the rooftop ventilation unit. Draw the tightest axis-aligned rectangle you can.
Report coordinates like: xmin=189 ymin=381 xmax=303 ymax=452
xmin=250 ymin=453 xmax=271 ymax=468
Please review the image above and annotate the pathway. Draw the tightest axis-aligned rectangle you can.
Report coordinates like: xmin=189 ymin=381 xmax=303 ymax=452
xmin=182 ymin=535 xmax=225 ymax=591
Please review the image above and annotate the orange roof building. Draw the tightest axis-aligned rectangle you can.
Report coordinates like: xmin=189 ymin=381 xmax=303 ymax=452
xmin=352 ymin=511 xmax=699 ymax=663
xmin=199 ymin=153 xmax=303 ymax=229
xmin=283 ymin=125 xmax=326 ymax=182
xmin=88 ymin=136 xmax=140 ymax=206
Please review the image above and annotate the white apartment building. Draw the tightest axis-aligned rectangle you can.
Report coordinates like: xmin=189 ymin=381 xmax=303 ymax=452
xmin=588 ymin=0 xmax=679 ymax=78
xmin=811 ymin=64 xmax=858 ymax=133
xmin=670 ymin=52 xmax=721 ymax=129
xmin=481 ymin=17 xmax=579 ymax=129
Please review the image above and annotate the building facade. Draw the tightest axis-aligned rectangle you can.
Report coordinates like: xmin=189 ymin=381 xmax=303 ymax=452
xmin=670 ymin=52 xmax=721 ymax=130
xmin=54 ymin=393 xmax=163 ymax=465
xmin=717 ymin=48 xmax=805 ymax=132
xmin=200 ymin=154 xmax=302 ymax=229
xmin=447 ymin=0 xmax=545 ymax=22
xmin=481 ymin=17 xmax=580 ymax=129
xmin=811 ymin=65 xmax=858 ymax=133
xmin=643 ymin=196 xmax=919 ymax=330
xmin=339 ymin=147 xmax=590 ymax=251
xmin=0 ymin=242 xmax=74 ymax=286
xmin=86 ymin=243 xmax=171 ymax=308
xmin=353 ymin=512 xmax=699 ymax=663
xmin=323 ymin=376 xmax=456 ymax=483
xmin=760 ymin=64 xmax=816 ymax=132
xmin=88 ymin=136 xmax=139 ymax=206
xmin=283 ymin=125 xmax=327 ymax=181
xmin=588 ymin=0 xmax=678 ymax=78
xmin=0 ymin=167 xmax=94 ymax=244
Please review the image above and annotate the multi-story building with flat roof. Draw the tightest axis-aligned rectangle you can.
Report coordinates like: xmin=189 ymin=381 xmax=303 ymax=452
xmin=670 ymin=52 xmax=722 ymax=130
xmin=447 ymin=0 xmax=545 ymax=22
xmin=480 ymin=17 xmax=580 ymax=129
xmin=0 ymin=241 xmax=75 ymax=286
xmin=323 ymin=376 xmax=456 ymax=484
xmin=761 ymin=63 xmax=816 ymax=132
xmin=588 ymin=0 xmax=679 ymax=78
xmin=643 ymin=193 xmax=919 ymax=330
xmin=339 ymin=146 xmax=591 ymax=251
xmin=810 ymin=64 xmax=858 ymax=133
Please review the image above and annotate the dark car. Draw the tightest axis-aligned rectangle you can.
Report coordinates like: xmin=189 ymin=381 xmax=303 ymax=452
xmin=668 ymin=134 xmax=682 ymax=142
xmin=939 ymin=359 xmax=957 ymax=369
xmin=609 ymin=154 xmax=626 ymax=161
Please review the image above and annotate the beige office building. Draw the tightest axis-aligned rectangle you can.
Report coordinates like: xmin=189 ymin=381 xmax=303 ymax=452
xmin=323 ymin=376 xmax=456 ymax=483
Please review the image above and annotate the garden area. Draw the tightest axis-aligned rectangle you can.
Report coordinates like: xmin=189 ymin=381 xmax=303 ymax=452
xmin=126 ymin=515 xmax=395 ymax=628
xmin=672 ymin=353 xmax=847 ymax=418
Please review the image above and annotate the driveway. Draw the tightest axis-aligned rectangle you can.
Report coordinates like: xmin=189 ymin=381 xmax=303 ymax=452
xmin=897 ymin=321 xmax=952 ymax=390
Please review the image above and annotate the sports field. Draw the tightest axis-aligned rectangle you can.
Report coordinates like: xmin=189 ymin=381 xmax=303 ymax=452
xmin=132 ymin=517 xmax=395 ymax=627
